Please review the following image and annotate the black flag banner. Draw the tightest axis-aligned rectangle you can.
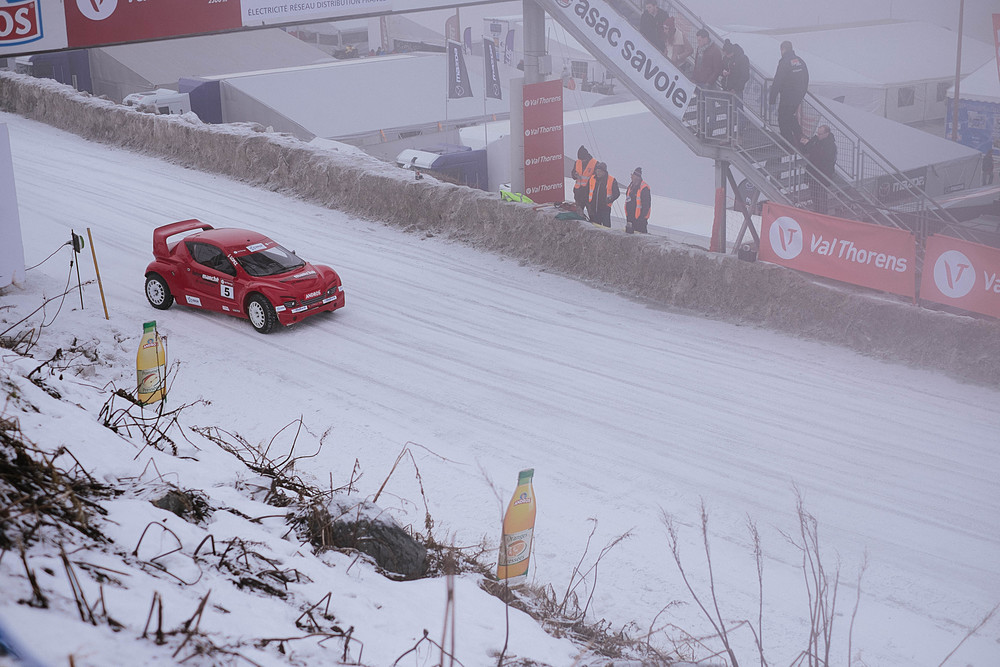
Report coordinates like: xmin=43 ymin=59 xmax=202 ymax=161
xmin=446 ymin=40 xmax=473 ymax=99
xmin=483 ymin=38 xmax=502 ymax=100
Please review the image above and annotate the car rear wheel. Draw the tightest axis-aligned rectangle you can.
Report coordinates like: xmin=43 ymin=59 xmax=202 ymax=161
xmin=246 ymin=294 xmax=278 ymax=334
xmin=145 ymin=273 xmax=174 ymax=310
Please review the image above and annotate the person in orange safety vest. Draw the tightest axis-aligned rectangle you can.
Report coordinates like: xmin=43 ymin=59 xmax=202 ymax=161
xmin=587 ymin=162 xmax=620 ymax=228
xmin=571 ymin=145 xmax=598 ymax=218
xmin=624 ymin=167 xmax=651 ymax=234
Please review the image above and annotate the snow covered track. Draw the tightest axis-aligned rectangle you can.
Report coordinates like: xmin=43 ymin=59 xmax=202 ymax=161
xmin=0 ymin=72 xmax=998 ymax=666
xmin=1 ymin=71 xmax=999 ymax=386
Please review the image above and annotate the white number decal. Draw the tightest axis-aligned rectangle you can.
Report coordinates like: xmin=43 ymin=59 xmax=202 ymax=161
xmin=221 ymin=284 xmax=234 ymax=299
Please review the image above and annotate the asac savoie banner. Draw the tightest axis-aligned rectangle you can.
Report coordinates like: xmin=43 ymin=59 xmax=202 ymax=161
xmin=522 ymin=79 xmax=564 ymax=204
xmin=920 ymin=235 xmax=1000 ymax=319
xmin=65 ymin=0 xmax=241 ymax=48
xmin=759 ymin=202 xmax=917 ymax=298
xmin=535 ymin=0 xmax=695 ymax=120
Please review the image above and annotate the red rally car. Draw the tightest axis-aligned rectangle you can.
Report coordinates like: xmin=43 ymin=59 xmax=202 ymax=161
xmin=144 ymin=220 xmax=345 ymax=333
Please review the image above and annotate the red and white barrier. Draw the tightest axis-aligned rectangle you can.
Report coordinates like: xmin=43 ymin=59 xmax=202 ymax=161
xmin=759 ymin=202 xmax=917 ymax=298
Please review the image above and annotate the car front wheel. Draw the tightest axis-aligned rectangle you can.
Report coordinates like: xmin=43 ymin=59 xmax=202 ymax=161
xmin=145 ymin=273 xmax=174 ymax=310
xmin=246 ymin=294 xmax=278 ymax=334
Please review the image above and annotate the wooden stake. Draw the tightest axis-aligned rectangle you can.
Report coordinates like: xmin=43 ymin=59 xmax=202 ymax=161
xmin=86 ymin=228 xmax=109 ymax=320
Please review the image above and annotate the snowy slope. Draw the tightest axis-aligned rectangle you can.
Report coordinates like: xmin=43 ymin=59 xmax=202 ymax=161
xmin=1 ymin=109 xmax=999 ymax=666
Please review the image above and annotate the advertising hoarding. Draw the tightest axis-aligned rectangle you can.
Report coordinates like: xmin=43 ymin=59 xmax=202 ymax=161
xmin=535 ymin=0 xmax=694 ymax=121
xmin=241 ymin=0 xmax=390 ymax=27
xmin=522 ymin=78 xmax=563 ymax=204
xmin=0 ymin=0 xmax=491 ymax=58
xmin=759 ymin=202 xmax=917 ymax=298
xmin=0 ymin=0 xmax=67 ymax=54
xmin=920 ymin=235 xmax=1000 ymax=319
xmin=64 ymin=0 xmax=242 ymax=48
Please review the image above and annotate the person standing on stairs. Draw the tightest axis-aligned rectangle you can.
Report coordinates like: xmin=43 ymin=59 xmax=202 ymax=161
xmin=768 ymin=40 xmax=809 ymax=149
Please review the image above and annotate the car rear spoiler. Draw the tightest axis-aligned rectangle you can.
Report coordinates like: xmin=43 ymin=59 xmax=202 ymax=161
xmin=152 ymin=219 xmax=214 ymax=257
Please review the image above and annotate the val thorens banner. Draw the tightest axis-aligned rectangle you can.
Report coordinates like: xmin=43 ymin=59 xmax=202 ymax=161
xmin=65 ymin=0 xmax=241 ymax=48
xmin=759 ymin=202 xmax=917 ymax=298
xmin=920 ymin=235 xmax=1000 ymax=319
xmin=522 ymin=79 xmax=564 ymax=204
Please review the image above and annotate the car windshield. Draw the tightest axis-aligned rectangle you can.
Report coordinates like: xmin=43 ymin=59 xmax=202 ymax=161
xmin=236 ymin=243 xmax=306 ymax=277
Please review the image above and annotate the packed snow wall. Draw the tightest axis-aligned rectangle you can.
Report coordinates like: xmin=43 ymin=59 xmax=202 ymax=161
xmin=2 ymin=71 xmax=999 ymax=386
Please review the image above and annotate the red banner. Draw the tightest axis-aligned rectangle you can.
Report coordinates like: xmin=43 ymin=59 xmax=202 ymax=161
xmin=522 ymin=79 xmax=564 ymax=204
xmin=759 ymin=202 xmax=917 ymax=298
xmin=920 ymin=235 xmax=1000 ymax=319
xmin=65 ymin=0 xmax=241 ymax=49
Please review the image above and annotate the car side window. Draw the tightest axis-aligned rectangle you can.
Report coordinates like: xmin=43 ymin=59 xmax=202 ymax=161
xmin=187 ymin=241 xmax=236 ymax=276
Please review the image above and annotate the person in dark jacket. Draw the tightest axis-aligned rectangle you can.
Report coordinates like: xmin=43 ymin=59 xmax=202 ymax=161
xmin=571 ymin=146 xmax=598 ymax=217
xmin=720 ymin=39 xmax=750 ymax=98
xmin=624 ymin=167 xmax=651 ymax=234
xmin=639 ymin=2 xmax=667 ymax=54
xmin=691 ymin=29 xmax=723 ymax=90
xmin=587 ymin=162 xmax=620 ymax=228
xmin=983 ymin=149 xmax=994 ymax=186
xmin=768 ymin=40 xmax=809 ymax=148
xmin=801 ymin=124 xmax=837 ymax=214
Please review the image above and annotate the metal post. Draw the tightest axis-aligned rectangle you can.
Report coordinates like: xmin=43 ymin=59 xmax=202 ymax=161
xmin=71 ymin=228 xmax=84 ymax=309
xmin=512 ymin=0 xmax=547 ymax=196
xmin=510 ymin=78 xmax=525 ymax=196
xmin=523 ymin=0 xmax=546 ymax=85
xmin=951 ymin=0 xmax=965 ymax=142
xmin=711 ymin=160 xmax=728 ymax=252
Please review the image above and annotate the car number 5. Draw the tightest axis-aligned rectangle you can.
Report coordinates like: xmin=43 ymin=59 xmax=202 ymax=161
xmin=221 ymin=284 xmax=234 ymax=299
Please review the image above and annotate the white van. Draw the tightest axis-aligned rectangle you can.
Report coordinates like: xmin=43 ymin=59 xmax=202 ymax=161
xmin=123 ymin=89 xmax=191 ymax=115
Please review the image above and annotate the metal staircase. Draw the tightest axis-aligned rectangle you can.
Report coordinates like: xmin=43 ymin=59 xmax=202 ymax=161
xmin=535 ymin=0 xmax=970 ymax=244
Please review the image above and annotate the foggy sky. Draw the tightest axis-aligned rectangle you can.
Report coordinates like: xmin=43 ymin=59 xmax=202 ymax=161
xmin=686 ymin=0 xmax=996 ymax=45
xmin=420 ymin=0 xmax=998 ymax=46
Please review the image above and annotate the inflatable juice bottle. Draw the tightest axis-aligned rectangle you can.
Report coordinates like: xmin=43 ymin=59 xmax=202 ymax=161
xmin=496 ymin=468 xmax=536 ymax=586
xmin=136 ymin=321 xmax=167 ymax=405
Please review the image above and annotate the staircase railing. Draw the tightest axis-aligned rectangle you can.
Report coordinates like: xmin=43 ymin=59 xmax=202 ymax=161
xmin=628 ymin=0 xmax=971 ymax=240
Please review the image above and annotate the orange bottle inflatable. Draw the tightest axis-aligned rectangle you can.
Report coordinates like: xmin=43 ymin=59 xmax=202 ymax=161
xmin=496 ymin=468 xmax=536 ymax=586
xmin=136 ymin=321 xmax=167 ymax=405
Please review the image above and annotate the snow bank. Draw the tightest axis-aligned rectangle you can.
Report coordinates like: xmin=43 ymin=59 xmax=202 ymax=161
xmin=2 ymin=71 xmax=999 ymax=386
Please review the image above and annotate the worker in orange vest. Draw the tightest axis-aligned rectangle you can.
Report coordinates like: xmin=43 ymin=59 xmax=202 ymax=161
xmin=571 ymin=145 xmax=598 ymax=218
xmin=587 ymin=162 xmax=620 ymax=228
xmin=624 ymin=167 xmax=651 ymax=234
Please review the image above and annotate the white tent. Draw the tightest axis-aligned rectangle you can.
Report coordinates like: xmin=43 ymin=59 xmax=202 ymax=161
xmin=945 ymin=60 xmax=1000 ymax=156
xmin=89 ymin=29 xmax=333 ymax=103
xmin=186 ymin=49 xmax=615 ymax=150
xmin=721 ymin=20 xmax=995 ymax=123
xmin=954 ymin=60 xmax=1000 ymax=104
xmin=188 ymin=53 xmax=507 ymax=143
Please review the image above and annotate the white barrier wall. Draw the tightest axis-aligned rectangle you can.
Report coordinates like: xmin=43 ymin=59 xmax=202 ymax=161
xmin=0 ymin=123 xmax=25 ymax=290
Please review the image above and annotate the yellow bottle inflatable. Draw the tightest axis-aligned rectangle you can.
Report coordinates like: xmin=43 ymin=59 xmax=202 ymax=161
xmin=496 ymin=468 xmax=536 ymax=586
xmin=136 ymin=321 xmax=167 ymax=405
